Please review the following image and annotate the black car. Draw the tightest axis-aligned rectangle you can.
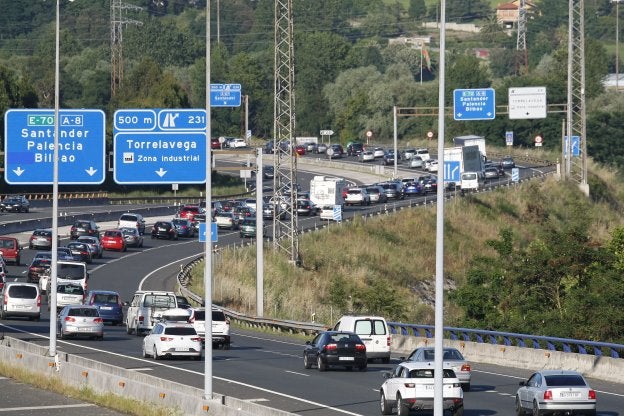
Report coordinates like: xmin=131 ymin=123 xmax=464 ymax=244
xmin=327 ymin=144 xmax=344 ymax=158
xmin=65 ymin=241 xmax=93 ymax=263
xmin=70 ymin=220 xmax=100 ymax=240
xmin=0 ymin=195 xmax=30 ymax=213
xmin=501 ymin=156 xmax=516 ymax=169
xmin=346 ymin=142 xmax=364 ymax=156
xmin=303 ymin=331 xmax=367 ymax=371
xmin=151 ymin=221 xmax=179 ymax=240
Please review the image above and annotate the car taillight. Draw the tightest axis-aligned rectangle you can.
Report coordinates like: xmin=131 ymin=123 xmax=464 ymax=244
xmin=3 ymin=292 xmax=7 ymax=305
xmin=461 ymin=364 xmax=471 ymax=372
xmin=324 ymin=344 xmax=337 ymax=352
xmin=65 ymin=316 xmax=76 ymax=322
xmin=387 ymin=336 xmax=391 ymax=347
xmin=160 ymin=337 xmax=173 ymax=341
xmin=588 ymin=390 xmax=596 ymax=400
xmin=191 ymin=337 xmax=201 ymax=342
xmin=404 ymin=383 xmax=415 ymax=388
xmin=138 ymin=316 xmax=144 ymax=323
xmin=37 ymin=295 xmax=41 ymax=307
xmin=355 ymin=344 xmax=366 ymax=352
xmin=94 ymin=318 xmax=103 ymax=323
xmin=543 ymin=390 xmax=553 ymax=400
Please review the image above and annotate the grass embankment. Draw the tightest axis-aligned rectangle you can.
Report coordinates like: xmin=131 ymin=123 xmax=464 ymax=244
xmin=0 ymin=361 xmax=181 ymax=416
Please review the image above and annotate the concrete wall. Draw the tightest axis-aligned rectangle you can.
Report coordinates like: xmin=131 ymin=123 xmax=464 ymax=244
xmin=0 ymin=337 xmax=294 ymax=416
xmin=392 ymin=335 xmax=624 ymax=384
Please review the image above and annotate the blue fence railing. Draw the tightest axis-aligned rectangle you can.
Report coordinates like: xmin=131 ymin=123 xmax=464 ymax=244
xmin=388 ymin=322 xmax=624 ymax=359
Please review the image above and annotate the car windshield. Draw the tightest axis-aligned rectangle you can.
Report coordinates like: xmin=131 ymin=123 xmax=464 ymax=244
xmin=58 ymin=285 xmax=84 ymax=295
xmin=409 ymin=369 xmax=456 ymax=378
xmin=93 ymin=293 xmax=119 ymax=304
xmin=68 ymin=308 xmax=99 ymax=317
xmin=164 ymin=327 xmax=196 ymax=336
xmin=58 ymin=263 xmax=85 ymax=278
xmin=143 ymin=294 xmax=176 ymax=308
xmin=544 ymin=375 xmax=586 ymax=386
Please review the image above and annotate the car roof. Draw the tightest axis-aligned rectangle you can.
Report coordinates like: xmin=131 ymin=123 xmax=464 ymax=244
xmin=398 ymin=361 xmax=456 ymax=370
xmin=536 ymin=369 xmax=584 ymax=377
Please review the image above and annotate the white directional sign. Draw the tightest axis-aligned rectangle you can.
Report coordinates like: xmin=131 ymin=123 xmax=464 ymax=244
xmin=508 ymin=87 xmax=547 ymax=119
xmin=320 ymin=130 xmax=334 ymax=136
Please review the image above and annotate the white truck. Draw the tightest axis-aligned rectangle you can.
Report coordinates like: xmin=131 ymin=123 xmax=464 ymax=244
xmin=309 ymin=176 xmax=347 ymax=211
xmin=443 ymin=145 xmax=485 ymax=191
xmin=453 ymin=135 xmax=487 ymax=159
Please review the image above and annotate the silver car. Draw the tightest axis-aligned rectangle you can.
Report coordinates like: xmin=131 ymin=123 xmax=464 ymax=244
xmin=120 ymin=227 xmax=144 ymax=247
xmin=405 ymin=347 xmax=472 ymax=391
xmin=77 ymin=236 xmax=103 ymax=259
xmin=516 ymin=370 xmax=596 ymax=416
xmin=57 ymin=305 xmax=104 ymax=340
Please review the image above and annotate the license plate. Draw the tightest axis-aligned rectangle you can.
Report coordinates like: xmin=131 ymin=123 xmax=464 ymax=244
xmin=424 ymin=385 xmax=434 ymax=390
xmin=176 ymin=347 xmax=190 ymax=352
xmin=62 ymin=296 xmax=73 ymax=300
xmin=14 ymin=304 xmax=26 ymax=309
xmin=338 ymin=357 xmax=354 ymax=361
xmin=560 ymin=391 xmax=580 ymax=398
xmin=100 ymin=306 xmax=112 ymax=310
xmin=78 ymin=327 xmax=91 ymax=331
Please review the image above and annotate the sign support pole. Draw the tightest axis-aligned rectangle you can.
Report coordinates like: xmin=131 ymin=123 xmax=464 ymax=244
xmin=256 ymin=148 xmax=263 ymax=317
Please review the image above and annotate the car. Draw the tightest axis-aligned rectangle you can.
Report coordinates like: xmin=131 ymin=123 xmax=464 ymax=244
xmin=303 ymin=330 xmax=367 ymax=372
xmin=65 ymin=241 xmax=93 ymax=264
xmin=57 ymin=305 xmax=104 ymax=340
xmin=380 ymin=361 xmax=464 ymax=416
xmin=408 ymin=155 xmax=425 ymax=169
xmin=358 ymin=150 xmax=375 ymax=162
xmin=404 ymin=347 xmax=472 ymax=391
xmin=346 ymin=142 xmax=364 ymax=156
xmin=484 ymin=166 xmax=500 ymax=180
xmin=485 ymin=161 xmax=504 ymax=176
xmin=327 ymin=144 xmax=344 ymax=158
xmin=304 ymin=142 xmax=317 ymax=153
xmin=177 ymin=205 xmax=201 ymax=222
xmin=296 ymin=199 xmax=316 ymax=216
xmin=333 ymin=315 xmax=390 ymax=363
xmin=120 ymin=227 xmax=144 ymax=247
xmin=228 ymin=137 xmax=247 ymax=148
xmin=233 ymin=206 xmax=255 ymax=222
xmin=56 ymin=282 xmax=85 ymax=311
xmin=403 ymin=181 xmax=425 ymax=196
xmin=142 ymin=318 xmax=202 ymax=360
xmin=262 ymin=166 xmax=275 ymax=179
xmin=27 ymin=257 xmax=51 ymax=283
xmin=0 ymin=195 xmax=30 ymax=213
xmin=425 ymin=158 xmax=439 ymax=172
xmin=515 ymin=370 xmax=596 ymax=416
xmin=0 ymin=282 xmax=41 ymax=320
xmin=189 ymin=307 xmax=231 ymax=349
xmin=210 ymin=137 xmax=221 ymax=149
xmin=378 ymin=182 xmax=404 ymax=200
xmin=419 ymin=175 xmax=438 ymax=194
xmin=85 ymin=290 xmax=124 ymax=326
xmin=316 ymin=143 xmax=328 ymax=153
xmin=28 ymin=228 xmax=59 ymax=250
xmin=118 ymin=213 xmax=146 ymax=235
xmin=402 ymin=148 xmax=416 ymax=160
xmin=366 ymin=185 xmax=388 ymax=203
xmin=239 ymin=218 xmax=258 ymax=238
xmin=0 ymin=236 xmax=21 ymax=265
xmin=100 ymin=229 xmax=127 ymax=252
xmin=414 ymin=147 xmax=431 ymax=161
xmin=171 ymin=218 xmax=196 ymax=238
xmin=125 ymin=290 xmax=179 ymax=335
xmin=70 ymin=219 xmax=100 ymax=240
xmin=57 ymin=247 xmax=76 ymax=260
xmin=382 ymin=151 xmax=396 ymax=166
xmin=345 ymin=188 xmax=371 ymax=206
xmin=175 ymin=295 xmax=192 ymax=310
xmin=214 ymin=212 xmax=240 ymax=230
xmin=294 ymin=145 xmax=306 ymax=155
xmin=151 ymin=221 xmax=179 ymax=240
xmin=502 ymin=155 xmax=516 ymax=169
xmin=0 ymin=261 xmax=6 ymax=283
xmin=77 ymin=236 xmax=103 ymax=259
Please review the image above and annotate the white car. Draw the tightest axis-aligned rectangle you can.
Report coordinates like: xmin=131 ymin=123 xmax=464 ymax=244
xmin=118 ymin=213 xmax=146 ymax=235
xmin=372 ymin=147 xmax=385 ymax=158
xmin=380 ymin=361 xmax=464 ymax=416
xmin=344 ymin=188 xmax=371 ymax=206
xmin=56 ymin=283 xmax=85 ymax=311
xmin=189 ymin=307 xmax=231 ymax=349
xmin=358 ymin=150 xmax=375 ymax=162
xmin=142 ymin=318 xmax=202 ymax=360
xmin=408 ymin=155 xmax=425 ymax=169
xmin=404 ymin=347 xmax=472 ymax=391
xmin=515 ymin=370 xmax=596 ymax=416
xmin=425 ymin=159 xmax=438 ymax=172
xmin=228 ymin=138 xmax=247 ymax=148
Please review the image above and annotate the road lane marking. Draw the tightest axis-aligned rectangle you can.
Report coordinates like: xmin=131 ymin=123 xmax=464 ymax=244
xmin=285 ymin=370 xmax=309 ymax=377
xmin=0 ymin=404 xmax=95 ymax=412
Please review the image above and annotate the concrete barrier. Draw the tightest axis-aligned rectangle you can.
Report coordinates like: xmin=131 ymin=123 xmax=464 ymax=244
xmin=0 ymin=336 xmax=294 ymax=416
xmin=391 ymin=335 xmax=624 ymax=384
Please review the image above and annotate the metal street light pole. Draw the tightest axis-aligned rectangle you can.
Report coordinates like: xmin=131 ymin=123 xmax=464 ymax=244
xmin=617 ymin=0 xmax=621 ymax=90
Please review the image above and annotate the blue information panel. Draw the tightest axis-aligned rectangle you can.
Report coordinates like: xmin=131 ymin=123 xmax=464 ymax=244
xmin=198 ymin=222 xmax=218 ymax=243
xmin=564 ymin=136 xmax=580 ymax=157
xmin=444 ymin=161 xmax=461 ymax=183
xmin=4 ymin=109 xmax=106 ymax=184
xmin=113 ymin=109 xmax=207 ymax=184
xmin=453 ymin=88 xmax=496 ymax=120
xmin=210 ymin=84 xmax=242 ymax=107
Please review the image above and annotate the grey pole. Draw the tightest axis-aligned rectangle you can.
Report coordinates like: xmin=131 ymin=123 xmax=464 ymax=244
xmin=393 ymin=106 xmax=398 ymax=178
xmin=256 ymin=148 xmax=264 ymax=317
xmin=434 ymin=1 xmax=446 ymax=414
xmin=204 ymin=0 xmax=213 ymax=400
xmin=49 ymin=0 xmax=61 ymax=357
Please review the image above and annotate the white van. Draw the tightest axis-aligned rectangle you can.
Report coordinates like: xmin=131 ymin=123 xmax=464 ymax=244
xmin=1 ymin=282 xmax=41 ymax=321
xmin=414 ymin=148 xmax=430 ymax=162
xmin=125 ymin=290 xmax=178 ymax=335
xmin=460 ymin=172 xmax=482 ymax=194
xmin=333 ymin=315 xmax=391 ymax=363
xmin=40 ymin=260 xmax=89 ymax=293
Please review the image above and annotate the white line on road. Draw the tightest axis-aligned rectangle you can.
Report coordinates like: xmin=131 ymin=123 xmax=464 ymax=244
xmin=285 ymin=370 xmax=309 ymax=377
xmin=0 ymin=404 xmax=95 ymax=412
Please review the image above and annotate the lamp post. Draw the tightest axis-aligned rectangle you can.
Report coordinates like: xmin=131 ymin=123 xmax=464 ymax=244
xmin=614 ymin=0 xmax=622 ymax=90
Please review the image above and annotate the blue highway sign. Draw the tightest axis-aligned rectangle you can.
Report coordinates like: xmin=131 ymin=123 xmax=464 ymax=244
xmin=453 ymin=88 xmax=496 ymax=121
xmin=564 ymin=136 xmax=580 ymax=157
xmin=114 ymin=109 xmax=157 ymax=131
xmin=4 ymin=109 xmax=106 ymax=185
xmin=198 ymin=222 xmax=218 ymax=243
xmin=113 ymin=108 xmax=207 ymax=184
xmin=444 ymin=161 xmax=461 ymax=183
xmin=211 ymin=84 xmax=242 ymax=107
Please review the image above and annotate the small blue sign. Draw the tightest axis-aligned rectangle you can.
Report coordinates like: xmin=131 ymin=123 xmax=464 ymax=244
xmin=198 ymin=222 xmax=218 ymax=243
xmin=333 ymin=205 xmax=342 ymax=222
xmin=564 ymin=136 xmax=580 ymax=157
xmin=4 ymin=109 xmax=106 ymax=184
xmin=505 ymin=131 xmax=514 ymax=146
xmin=511 ymin=167 xmax=520 ymax=182
xmin=210 ymin=84 xmax=242 ymax=107
xmin=114 ymin=109 xmax=157 ymax=131
xmin=444 ymin=161 xmax=461 ymax=183
xmin=453 ymin=88 xmax=496 ymax=121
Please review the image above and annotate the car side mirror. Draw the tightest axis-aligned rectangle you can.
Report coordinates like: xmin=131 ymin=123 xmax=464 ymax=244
xmin=399 ymin=356 xmax=406 ymax=361
xmin=382 ymin=371 xmax=392 ymax=379
xmin=519 ymin=381 xmax=527 ymax=386
xmin=305 ymin=341 xmax=311 ymax=345
xmin=123 ymin=301 xmax=130 ymax=307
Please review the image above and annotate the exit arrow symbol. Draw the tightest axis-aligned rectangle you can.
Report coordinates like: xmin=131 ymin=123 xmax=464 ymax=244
xmin=155 ymin=168 xmax=167 ymax=177
xmin=85 ymin=167 xmax=97 ymax=176
xmin=13 ymin=167 xmax=25 ymax=176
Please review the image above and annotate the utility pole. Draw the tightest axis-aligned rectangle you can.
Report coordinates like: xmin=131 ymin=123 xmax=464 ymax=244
xmin=273 ymin=0 xmax=299 ymax=264
xmin=110 ymin=0 xmax=142 ymax=95
xmin=516 ymin=0 xmax=528 ymax=74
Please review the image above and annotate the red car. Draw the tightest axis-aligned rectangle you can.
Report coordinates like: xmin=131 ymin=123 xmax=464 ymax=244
xmin=100 ymin=230 xmax=127 ymax=252
xmin=178 ymin=205 xmax=200 ymax=222
xmin=211 ymin=137 xmax=221 ymax=149
xmin=294 ymin=145 xmax=306 ymax=156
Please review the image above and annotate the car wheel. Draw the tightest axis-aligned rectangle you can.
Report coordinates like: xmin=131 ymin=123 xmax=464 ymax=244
xmin=532 ymin=400 xmax=542 ymax=416
xmin=462 ymin=383 xmax=470 ymax=392
xmin=153 ymin=345 xmax=160 ymax=360
xmin=223 ymin=342 xmax=230 ymax=350
xmin=515 ymin=396 xmax=525 ymax=416
xmin=142 ymin=344 xmax=149 ymax=358
xmin=126 ymin=321 xmax=134 ymax=334
xmin=397 ymin=394 xmax=409 ymax=416
xmin=452 ymin=405 xmax=465 ymax=416
xmin=317 ymin=355 xmax=327 ymax=372
xmin=303 ymin=354 xmax=312 ymax=369
xmin=135 ymin=324 xmax=141 ymax=336
xmin=380 ymin=391 xmax=392 ymax=415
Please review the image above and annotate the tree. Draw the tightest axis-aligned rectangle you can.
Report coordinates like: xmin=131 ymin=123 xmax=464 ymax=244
xmin=408 ymin=0 xmax=427 ymax=19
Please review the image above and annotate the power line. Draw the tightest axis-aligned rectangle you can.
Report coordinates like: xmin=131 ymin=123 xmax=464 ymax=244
xmin=110 ymin=0 xmax=142 ymax=96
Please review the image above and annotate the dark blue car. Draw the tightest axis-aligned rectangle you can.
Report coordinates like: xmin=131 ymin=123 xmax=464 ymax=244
xmin=85 ymin=290 xmax=123 ymax=326
xmin=403 ymin=181 xmax=424 ymax=196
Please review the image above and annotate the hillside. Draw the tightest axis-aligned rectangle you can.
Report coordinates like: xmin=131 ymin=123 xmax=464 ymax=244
xmin=191 ymin=160 xmax=624 ymax=344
